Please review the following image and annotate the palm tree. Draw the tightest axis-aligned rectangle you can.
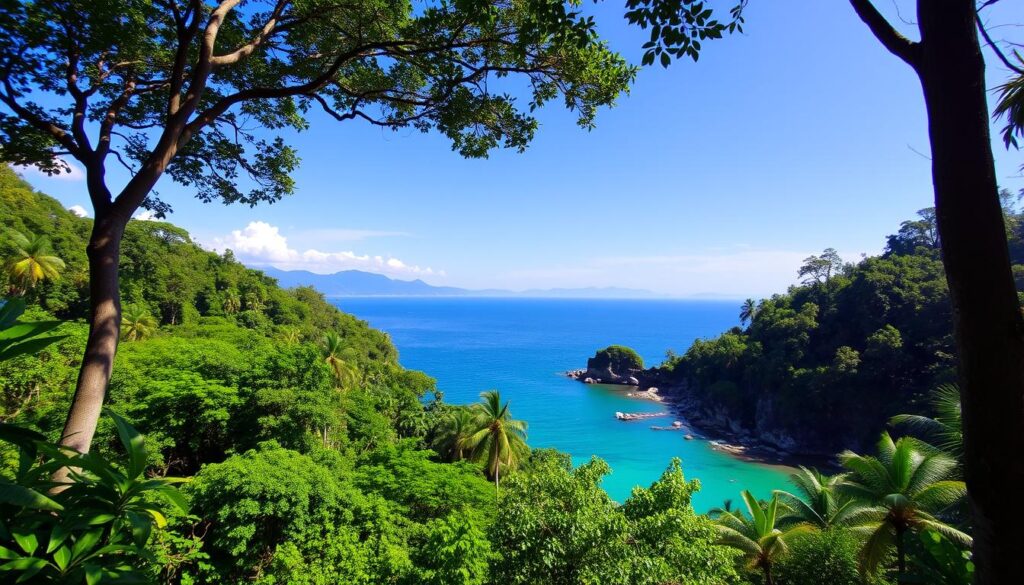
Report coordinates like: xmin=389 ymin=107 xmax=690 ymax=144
xmin=840 ymin=432 xmax=971 ymax=580
xmin=466 ymin=390 xmax=528 ymax=493
xmin=715 ymin=490 xmax=811 ymax=585
xmin=322 ymin=331 xmax=358 ymax=389
xmin=222 ymin=290 xmax=241 ymax=315
xmin=774 ymin=466 xmax=860 ymax=530
xmin=120 ymin=304 xmax=158 ymax=341
xmin=890 ymin=383 xmax=963 ymax=460
xmin=739 ymin=298 xmax=758 ymax=326
xmin=432 ymin=408 xmax=476 ymax=461
xmin=6 ymin=230 xmax=65 ymax=295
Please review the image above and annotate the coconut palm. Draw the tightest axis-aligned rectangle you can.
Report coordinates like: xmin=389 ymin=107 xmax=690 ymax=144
xmin=222 ymin=290 xmax=241 ymax=315
xmin=466 ymin=390 xmax=528 ymax=493
xmin=432 ymin=408 xmax=477 ymax=461
xmin=715 ymin=490 xmax=812 ymax=585
xmin=774 ymin=466 xmax=860 ymax=530
xmin=739 ymin=298 xmax=758 ymax=325
xmin=322 ymin=331 xmax=359 ymax=389
xmin=890 ymin=383 xmax=963 ymax=460
xmin=6 ymin=230 xmax=65 ymax=295
xmin=120 ymin=304 xmax=158 ymax=341
xmin=840 ymin=432 xmax=971 ymax=579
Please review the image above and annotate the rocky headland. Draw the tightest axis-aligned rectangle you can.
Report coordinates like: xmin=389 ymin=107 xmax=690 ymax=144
xmin=569 ymin=346 xmax=836 ymax=467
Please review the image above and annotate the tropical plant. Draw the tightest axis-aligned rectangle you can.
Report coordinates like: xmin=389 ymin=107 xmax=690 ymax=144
xmin=221 ymin=290 xmax=241 ymax=315
xmin=323 ymin=331 xmax=359 ymax=390
xmin=0 ymin=297 xmax=65 ymax=362
xmin=432 ymin=408 xmax=477 ymax=462
xmin=5 ymin=230 xmax=65 ymax=295
xmin=840 ymin=432 xmax=971 ymax=578
xmin=466 ymin=390 xmax=528 ymax=493
xmin=714 ymin=490 xmax=811 ymax=585
xmin=890 ymin=383 xmax=963 ymax=459
xmin=739 ymin=298 xmax=758 ymax=325
xmin=0 ymin=411 xmax=188 ymax=582
xmin=120 ymin=304 xmax=158 ymax=342
xmin=774 ymin=466 xmax=859 ymax=530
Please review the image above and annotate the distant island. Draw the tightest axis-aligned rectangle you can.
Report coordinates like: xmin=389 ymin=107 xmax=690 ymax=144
xmin=259 ymin=267 xmax=658 ymax=299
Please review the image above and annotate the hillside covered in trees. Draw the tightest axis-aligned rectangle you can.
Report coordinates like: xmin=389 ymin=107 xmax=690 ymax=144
xmin=657 ymin=200 xmax=1024 ymax=456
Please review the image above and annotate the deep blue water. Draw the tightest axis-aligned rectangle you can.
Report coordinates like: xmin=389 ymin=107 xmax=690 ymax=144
xmin=334 ymin=297 xmax=793 ymax=511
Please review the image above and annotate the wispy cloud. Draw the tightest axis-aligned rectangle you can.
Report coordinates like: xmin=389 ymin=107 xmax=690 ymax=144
xmin=298 ymin=228 xmax=412 ymax=243
xmin=207 ymin=221 xmax=441 ymax=278
xmin=498 ymin=247 xmax=865 ymax=298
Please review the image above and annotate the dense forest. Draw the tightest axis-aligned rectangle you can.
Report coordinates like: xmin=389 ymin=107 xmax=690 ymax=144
xmin=658 ymin=199 xmax=1024 ymax=456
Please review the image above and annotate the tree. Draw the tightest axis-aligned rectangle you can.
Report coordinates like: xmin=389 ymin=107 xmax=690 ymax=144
xmin=0 ymin=0 xmax=635 ymax=458
xmin=322 ymin=331 xmax=358 ymax=390
xmin=840 ymin=432 xmax=971 ymax=580
xmin=838 ymin=3 xmax=1024 ymax=580
xmin=466 ymin=390 xmax=528 ymax=493
xmin=774 ymin=466 xmax=859 ymax=530
xmin=5 ymin=230 xmax=65 ymax=296
xmin=643 ymin=1 xmax=1024 ymax=573
xmin=890 ymin=383 xmax=963 ymax=460
xmin=432 ymin=408 xmax=476 ymax=462
xmin=120 ymin=304 xmax=158 ymax=341
xmin=797 ymin=248 xmax=844 ymax=288
xmin=714 ymin=490 xmax=811 ymax=585
xmin=739 ymin=298 xmax=757 ymax=326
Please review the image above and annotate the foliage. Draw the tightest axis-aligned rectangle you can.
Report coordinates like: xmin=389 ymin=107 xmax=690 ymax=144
xmin=775 ymin=528 xmax=887 ymax=585
xmin=465 ymin=390 xmax=528 ymax=488
xmin=661 ymin=209 xmax=972 ymax=454
xmin=840 ymin=432 xmax=970 ymax=577
xmin=4 ymin=230 xmax=64 ymax=296
xmin=713 ymin=490 xmax=811 ymax=584
xmin=0 ymin=412 xmax=188 ymax=583
xmin=491 ymin=455 xmax=735 ymax=584
xmin=774 ymin=466 xmax=858 ymax=530
xmin=589 ymin=344 xmax=645 ymax=371
xmin=890 ymin=383 xmax=963 ymax=460
xmin=119 ymin=305 xmax=157 ymax=342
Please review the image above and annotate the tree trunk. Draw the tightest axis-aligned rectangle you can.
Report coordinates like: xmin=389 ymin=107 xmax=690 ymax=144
xmin=57 ymin=209 xmax=128 ymax=457
xmin=895 ymin=529 xmax=906 ymax=583
xmin=762 ymin=562 xmax=773 ymax=585
xmin=916 ymin=2 xmax=1024 ymax=582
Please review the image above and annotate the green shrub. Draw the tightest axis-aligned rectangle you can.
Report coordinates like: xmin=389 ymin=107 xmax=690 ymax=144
xmin=589 ymin=345 xmax=644 ymax=371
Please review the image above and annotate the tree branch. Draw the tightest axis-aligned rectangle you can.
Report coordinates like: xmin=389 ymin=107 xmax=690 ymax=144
xmin=848 ymin=0 xmax=921 ymax=68
xmin=210 ymin=0 xmax=291 ymax=68
xmin=977 ymin=14 xmax=1024 ymax=75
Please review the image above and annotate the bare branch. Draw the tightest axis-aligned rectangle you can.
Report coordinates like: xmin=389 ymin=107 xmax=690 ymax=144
xmin=849 ymin=0 xmax=921 ymax=68
xmin=977 ymin=14 xmax=1024 ymax=75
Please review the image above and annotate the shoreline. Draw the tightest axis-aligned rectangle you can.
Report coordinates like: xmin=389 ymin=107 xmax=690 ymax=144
xmin=567 ymin=370 xmax=838 ymax=471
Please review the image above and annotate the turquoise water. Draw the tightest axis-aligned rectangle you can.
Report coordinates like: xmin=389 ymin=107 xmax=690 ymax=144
xmin=334 ymin=297 xmax=793 ymax=512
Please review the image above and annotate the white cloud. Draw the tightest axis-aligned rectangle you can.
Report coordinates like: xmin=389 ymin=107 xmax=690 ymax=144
xmin=134 ymin=210 xmax=159 ymax=222
xmin=68 ymin=204 xmax=89 ymax=218
xmin=208 ymin=221 xmax=440 ymax=278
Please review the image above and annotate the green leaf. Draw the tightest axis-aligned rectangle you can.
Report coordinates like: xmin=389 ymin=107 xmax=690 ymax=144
xmin=72 ymin=529 xmax=103 ymax=559
xmin=0 ymin=545 xmax=20 ymax=560
xmin=0 ymin=481 xmax=64 ymax=511
xmin=84 ymin=564 xmax=102 ymax=585
xmin=14 ymin=557 xmax=49 ymax=583
xmin=52 ymin=545 xmax=71 ymax=571
xmin=46 ymin=524 xmax=70 ymax=554
xmin=0 ymin=298 xmax=26 ymax=329
xmin=12 ymin=531 xmax=38 ymax=555
xmin=106 ymin=410 xmax=147 ymax=479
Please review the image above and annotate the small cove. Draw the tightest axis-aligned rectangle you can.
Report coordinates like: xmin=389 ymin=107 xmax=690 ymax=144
xmin=335 ymin=297 xmax=795 ymax=511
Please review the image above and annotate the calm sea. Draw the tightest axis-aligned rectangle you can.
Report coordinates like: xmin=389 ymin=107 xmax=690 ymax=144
xmin=334 ymin=297 xmax=793 ymax=511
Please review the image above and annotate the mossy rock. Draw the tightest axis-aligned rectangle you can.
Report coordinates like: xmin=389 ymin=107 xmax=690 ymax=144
xmin=587 ymin=345 xmax=644 ymax=372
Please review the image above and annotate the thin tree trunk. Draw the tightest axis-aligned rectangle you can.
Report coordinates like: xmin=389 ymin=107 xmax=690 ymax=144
xmin=916 ymin=2 xmax=1024 ymax=582
xmin=57 ymin=210 xmax=128 ymax=457
xmin=895 ymin=529 xmax=906 ymax=583
xmin=762 ymin=562 xmax=773 ymax=585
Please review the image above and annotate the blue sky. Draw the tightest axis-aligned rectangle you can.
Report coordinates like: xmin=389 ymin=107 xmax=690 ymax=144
xmin=20 ymin=0 xmax=1024 ymax=298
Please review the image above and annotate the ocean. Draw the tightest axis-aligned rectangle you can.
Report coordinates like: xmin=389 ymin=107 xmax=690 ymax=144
xmin=334 ymin=297 xmax=794 ymax=512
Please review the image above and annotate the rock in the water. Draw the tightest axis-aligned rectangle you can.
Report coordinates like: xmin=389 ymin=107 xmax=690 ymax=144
xmin=684 ymin=434 xmax=694 ymax=440
xmin=627 ymin=376 xmax=640 ymax=385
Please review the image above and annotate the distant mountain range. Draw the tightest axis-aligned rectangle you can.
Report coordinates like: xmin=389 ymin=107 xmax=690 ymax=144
xmin=259 ymin=267 xmax=657 ymax=299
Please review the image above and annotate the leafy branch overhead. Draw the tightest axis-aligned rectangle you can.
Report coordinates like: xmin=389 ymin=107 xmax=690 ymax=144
xmin=0 ymin=0 xmax=637 ymax=215
xmin=625 ymin=0 xmax=747 ymax=67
